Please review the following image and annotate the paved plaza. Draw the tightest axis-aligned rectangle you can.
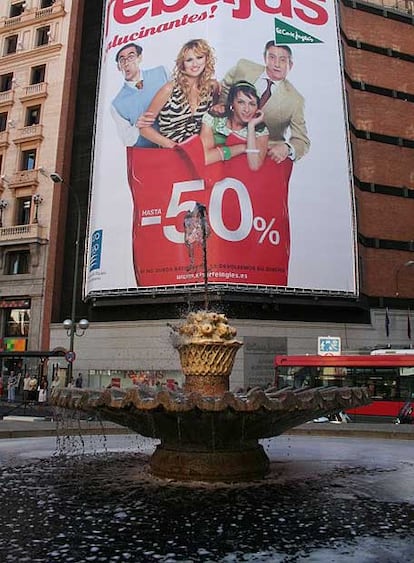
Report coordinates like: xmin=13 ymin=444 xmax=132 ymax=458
xmin=0 ymin=419 xmax=413 ymax=562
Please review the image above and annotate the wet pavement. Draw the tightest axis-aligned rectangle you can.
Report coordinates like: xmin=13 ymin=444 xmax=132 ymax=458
xmin=0 ymin=422 xmax=413 ymax=562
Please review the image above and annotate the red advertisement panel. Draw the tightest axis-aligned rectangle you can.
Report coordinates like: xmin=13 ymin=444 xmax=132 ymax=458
xmin=127 ymin=135 xmax=292 ymax=287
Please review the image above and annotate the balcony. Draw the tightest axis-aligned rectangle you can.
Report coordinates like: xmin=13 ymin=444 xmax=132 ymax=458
xmin=0 ymin=1 xmax=66 ymax=31
xmin=0 ymin=90 xmax=13 ymax=108
xmin=13 ymin=124 xmax=43 ymax=144
xmin=35 ymin=7 xmax=54 ymax=20
xmin=2 ymin=15 xmax=22 ymax=29
xmin=9 ymin=169 xmax=39 ymax=190
xmin=0 ymin=223 xmax=46 ymax=244
xmin=20 ymin=82 xmax=48 ymax=102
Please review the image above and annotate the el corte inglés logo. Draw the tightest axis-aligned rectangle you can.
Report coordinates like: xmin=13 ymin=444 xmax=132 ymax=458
xmin=275 ymin=18 xmax=323 ymax=45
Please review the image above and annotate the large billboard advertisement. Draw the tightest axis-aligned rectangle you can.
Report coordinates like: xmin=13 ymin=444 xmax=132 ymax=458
xmin=86 ymin=0 xmax=357 ymax=297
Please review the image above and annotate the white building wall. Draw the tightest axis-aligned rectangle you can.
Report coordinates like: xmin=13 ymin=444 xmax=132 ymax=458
xmin=50 ymin=307 xmax=412 ymax=389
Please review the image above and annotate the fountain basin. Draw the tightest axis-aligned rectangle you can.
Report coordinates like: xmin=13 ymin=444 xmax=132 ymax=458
xmin=51 ymin=385 xmax=371 ymax=482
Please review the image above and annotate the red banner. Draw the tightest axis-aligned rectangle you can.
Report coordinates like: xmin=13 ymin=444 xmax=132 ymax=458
xmin=127 ymin=135 xmax=292 ymax=287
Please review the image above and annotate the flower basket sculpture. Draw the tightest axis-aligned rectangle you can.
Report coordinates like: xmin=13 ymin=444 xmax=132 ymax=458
xmin=179 ymin=341 xmax=242 ymax=396
xmin=173 ymin=311 xmax=242 ymax=397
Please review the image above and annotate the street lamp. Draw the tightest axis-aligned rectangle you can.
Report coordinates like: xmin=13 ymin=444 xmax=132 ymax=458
xmin=0 ymin=199 xmax=8 ymax=227
xmin=63 ymin=318 xmax=89 ymax=334
xmin=50 ymin=172 xmax=88 ymax=385
xmin=62 ymin=318 xmax=89 ymax=383
xmin=395 ymin=260 xmax=414 ymax=296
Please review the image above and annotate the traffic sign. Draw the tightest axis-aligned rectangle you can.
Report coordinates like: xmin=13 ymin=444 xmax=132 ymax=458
xmin=318 ymin=337 xmax=341 ymax=356
xmin=65 ymin=351 xmax=76 ymax=363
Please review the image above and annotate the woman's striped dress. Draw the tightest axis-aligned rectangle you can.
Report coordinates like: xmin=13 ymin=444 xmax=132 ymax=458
xmin=158 ymin=84 xmax=213 ymax=144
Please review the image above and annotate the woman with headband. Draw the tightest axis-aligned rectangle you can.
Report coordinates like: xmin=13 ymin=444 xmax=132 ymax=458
xmin=200 ymin=81 xmax=269 ymax=171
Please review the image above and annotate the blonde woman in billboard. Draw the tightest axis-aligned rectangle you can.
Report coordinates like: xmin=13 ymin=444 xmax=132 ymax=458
xmin=200 ymin=81 xmax=269 ymax=171
xmin=140 ymin=39 xmax=218 ymax=147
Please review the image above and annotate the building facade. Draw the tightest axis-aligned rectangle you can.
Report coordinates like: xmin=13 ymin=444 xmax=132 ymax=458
xmin=53 ymin=0 xmax=414 ymax=388
xmin=8 ymin=0 xmax=412 ymax=389
xmin=0 ymin=0 xmax=83 ymax=376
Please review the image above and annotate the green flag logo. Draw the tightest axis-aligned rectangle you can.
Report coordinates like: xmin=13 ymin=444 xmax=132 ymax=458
xmin=275 ymin=18 xmax=323 ymax=45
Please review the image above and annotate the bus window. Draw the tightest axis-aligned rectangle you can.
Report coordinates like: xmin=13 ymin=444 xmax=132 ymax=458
xmin=275 ymin=366 xmax=318 ymax=389
xmin=274 ymin=354 xmax=414 ymax=419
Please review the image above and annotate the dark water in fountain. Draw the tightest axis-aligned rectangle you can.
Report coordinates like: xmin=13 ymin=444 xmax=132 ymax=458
xmin=0 ymin=434 xmax=413 ymax=563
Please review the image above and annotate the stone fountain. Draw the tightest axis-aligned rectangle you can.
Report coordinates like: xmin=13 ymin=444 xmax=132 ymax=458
xmin=51 ymin=310 xmax=371 ymax=483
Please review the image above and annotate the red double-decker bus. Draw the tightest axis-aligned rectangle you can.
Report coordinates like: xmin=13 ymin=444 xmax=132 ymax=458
xmin=274 ymin=354 xmax=414 ymax=421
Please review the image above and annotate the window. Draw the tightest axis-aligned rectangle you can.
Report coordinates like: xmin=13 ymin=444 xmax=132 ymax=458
xmin=21 ymin=149 xmax=36 ymax=170
xmin=40 ymin=0 xmax=54 ymax=7
xmin=16 ymin=197 xmax=32 ymax=225
xmin=0 ymin=113 xmax=7 ymax=132
xmin=4 ymin=35 xmax=18 ymax=55
xmin=30 ymin=64 xmax=45 ymax=85
xmin=0 ymin=73 xmax=13 ymax=92
xmin=5 ymin=251 xmax=30 ymax=274
xmin=36 ymin=26 xmax=50 ymax=46
xmin=10 ymin=2 xmax=26 ymax=17
xmin=4 ymin=308 xmax=30 ymax=337
xmin=25 ymin=106 xmax=41 ymax=126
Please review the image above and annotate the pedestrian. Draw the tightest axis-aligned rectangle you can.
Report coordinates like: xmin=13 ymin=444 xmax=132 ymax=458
xmin=166 ymin=379 xmax=176 ymax=391
xmin=23 ymin=373 xmax=31 ymax=403
xmin=38 ymin=376 xmax=48 ymax=404
xmin=28 ymin=374 xmax=38 ymax=403
xmin=396 ymin=401 xmax=413 ymax=424
xmin=7 ymin=371 xmax=17 ymax=403
xmin=75 ymin=373 xmax=83 ymax=388
xmin=50 ymin=374 xmax=60 ymax=391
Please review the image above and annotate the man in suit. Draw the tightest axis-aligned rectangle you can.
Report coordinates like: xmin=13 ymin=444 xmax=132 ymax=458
xmin=111 ymin=43 xmax=168 ymax=147
xmin=220 ymin=41 xmax=310 ymax=163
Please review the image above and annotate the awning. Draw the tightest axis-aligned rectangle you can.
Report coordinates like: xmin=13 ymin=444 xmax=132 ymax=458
xmin=0 ymin=350 xmax=66 ymax=358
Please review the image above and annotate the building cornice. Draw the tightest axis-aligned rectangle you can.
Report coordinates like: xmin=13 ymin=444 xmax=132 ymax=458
xmin=0 ymin=43 xmax=63 ymax=67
